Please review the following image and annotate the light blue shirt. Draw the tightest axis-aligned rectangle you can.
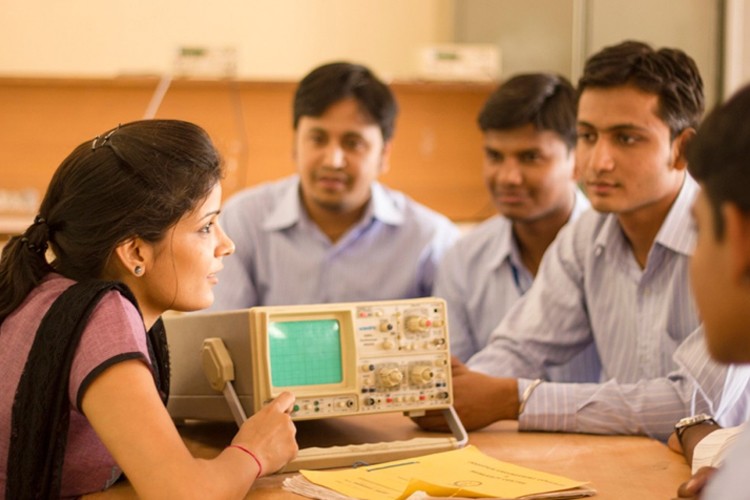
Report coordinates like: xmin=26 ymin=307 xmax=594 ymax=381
xmin=468 ymin=175 xmax=750 ymax=440
xmin=210 ymin=176 xmax=460 ymax=309
xmin=434 ymin=187 xmax=601 ymax=383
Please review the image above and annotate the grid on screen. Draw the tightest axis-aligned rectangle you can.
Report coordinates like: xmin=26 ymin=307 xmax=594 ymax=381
xmin=268 ymin=319 xmax=343 ymax=387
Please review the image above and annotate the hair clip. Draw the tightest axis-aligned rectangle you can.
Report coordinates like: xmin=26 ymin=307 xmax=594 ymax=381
xmin=20 ymin=237 xmax=48 ymax=255
xmin=91 ymin=124 xmax=122 ymax=151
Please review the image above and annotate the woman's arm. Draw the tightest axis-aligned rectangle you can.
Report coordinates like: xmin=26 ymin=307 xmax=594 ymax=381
xmin=82 ymin=359 xmax=297 ymax=499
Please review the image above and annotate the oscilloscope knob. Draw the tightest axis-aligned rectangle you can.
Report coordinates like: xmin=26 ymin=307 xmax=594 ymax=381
xmin=378 ymin=367 xmax=403 ymax=388
xmin=405 ymin=316 xmax=432 ymax=332
xmin=410 ymin=365 xmax=435 ymax=384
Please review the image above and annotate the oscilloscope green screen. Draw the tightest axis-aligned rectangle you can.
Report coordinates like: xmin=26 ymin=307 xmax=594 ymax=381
xmin=268 ymin=319 xmax=343 ymax=387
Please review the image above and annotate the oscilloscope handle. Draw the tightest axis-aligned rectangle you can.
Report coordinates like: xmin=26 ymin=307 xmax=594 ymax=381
xmin=441 ymin=406 xmax=469 ymax=447
xmin=201 ymin=338 xmax=248 ymax=428
xmin=222 ymin=382 xmax=248 ymax=428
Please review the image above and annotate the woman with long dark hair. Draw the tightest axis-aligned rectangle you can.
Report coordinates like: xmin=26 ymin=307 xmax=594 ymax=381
xmin=0 ymin=119 xmax=297 ymax=498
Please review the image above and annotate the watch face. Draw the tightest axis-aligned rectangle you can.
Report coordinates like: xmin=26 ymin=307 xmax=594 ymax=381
xmin=675 ymin=414 xmax=715 ymax=434
xmin=682 ymin=414 xmax=711 ymax=426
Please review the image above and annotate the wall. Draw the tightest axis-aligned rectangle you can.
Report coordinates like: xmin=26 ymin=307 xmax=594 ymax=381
xmin=0 ymin=0 xmax=455 ymax=80
xmin=454 ymin=0 xmax=577 ymax=78
xmin=586 ymin=0 xmax=721 ymax=106
xmin=0 ymin=78 xmax=495 ymax=229
xmin=725 ymin=0 xmax=750 ymax=96
xmin=454 ymin=0 xmax=722 ymax=105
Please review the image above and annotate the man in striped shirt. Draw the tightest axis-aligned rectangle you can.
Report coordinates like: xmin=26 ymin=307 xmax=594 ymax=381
xmin=417 ymin=41 xmax=750 ymax=441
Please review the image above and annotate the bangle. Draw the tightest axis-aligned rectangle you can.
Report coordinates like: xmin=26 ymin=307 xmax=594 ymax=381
xmin=228 ymin=444 xmax=263 ymax=478
xmin=518 ymin=379 xmax=543 ymax=416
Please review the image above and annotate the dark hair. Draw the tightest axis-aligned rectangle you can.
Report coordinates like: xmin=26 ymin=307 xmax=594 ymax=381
xmin=477 ymin=73 xmax=577 ymax=150
xmin=0 ymin=119 xmax=223 ymax=323
xmin=292 ymin=61 xmax=399 ymax=142
xmin=578 ymin=40 xmax=705 ymax=138
xmin=687 ymin=84 xmax=750 ymax=238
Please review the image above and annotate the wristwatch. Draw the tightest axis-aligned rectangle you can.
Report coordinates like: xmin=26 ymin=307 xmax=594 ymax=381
xmin=674 ymin=413 xmax=717 ymax=443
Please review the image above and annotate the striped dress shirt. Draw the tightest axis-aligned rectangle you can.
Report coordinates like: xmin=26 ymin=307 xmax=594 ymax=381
xmin=468 ymin=175 xmax=750 ymax=440
xmin=701 ymin=422 xmax=750 ymax=499
xmin=434 ymin=187 xmax=602 ymax=383
xmin=209 ymin=175 xmax=460 ymax=309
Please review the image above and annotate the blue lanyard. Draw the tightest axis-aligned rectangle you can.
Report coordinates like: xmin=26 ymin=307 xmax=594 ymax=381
xmin=510 ymin=263 xmax=526 ymax=296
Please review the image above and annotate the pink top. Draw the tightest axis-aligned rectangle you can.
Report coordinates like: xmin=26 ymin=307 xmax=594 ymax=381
xmin=0 ymin=274 xmax=153 ymax=498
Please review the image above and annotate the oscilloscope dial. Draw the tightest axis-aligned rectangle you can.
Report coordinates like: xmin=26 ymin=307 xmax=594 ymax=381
xmin=377 ymin=367 xmax=403 ymax=388
xmin=405 ymin=315 xmax=432 ymax=333
xmin=410 ymin=365 xmax=435 ymax=385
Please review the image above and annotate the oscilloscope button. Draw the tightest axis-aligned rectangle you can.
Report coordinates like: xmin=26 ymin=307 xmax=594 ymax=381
xmin=364 ymin=397 xmax=375 ymax=406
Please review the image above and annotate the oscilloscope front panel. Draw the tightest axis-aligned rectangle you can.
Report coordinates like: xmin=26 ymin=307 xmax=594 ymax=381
xmin=250 ymin=298 xmax=453 ymax=420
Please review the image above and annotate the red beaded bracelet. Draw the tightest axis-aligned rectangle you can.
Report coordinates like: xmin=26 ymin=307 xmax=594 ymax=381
xmin=228 ymin=444 xmax=263 ymax=478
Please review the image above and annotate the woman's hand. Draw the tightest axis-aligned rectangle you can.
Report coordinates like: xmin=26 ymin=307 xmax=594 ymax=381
xmin=233 ymin=391 xmax=298 ymax=476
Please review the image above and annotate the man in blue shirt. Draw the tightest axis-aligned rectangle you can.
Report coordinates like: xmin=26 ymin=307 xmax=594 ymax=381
xmin=416 ymin=41 xmax=750 ymax=441
xmin=210 ymin=62 xmax=459 ymax=309
xmin=433 ymin=73 xmax=599 ymax=382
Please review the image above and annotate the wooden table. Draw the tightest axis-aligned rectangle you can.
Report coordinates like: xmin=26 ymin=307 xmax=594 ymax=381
xmin=85 ymin=413 xmax=690 ymax=499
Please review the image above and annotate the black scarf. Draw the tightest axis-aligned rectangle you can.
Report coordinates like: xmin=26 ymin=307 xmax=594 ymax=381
xmin=6 ymin=279 xmax=170 ymax=499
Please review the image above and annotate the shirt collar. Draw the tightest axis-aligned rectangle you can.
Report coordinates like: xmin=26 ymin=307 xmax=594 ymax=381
xmin=486 ymin=186 xmax=589 ymax=272
xmin=593 ymin=174 xmax=698 ymax=256
xmin=262 ymin=177 xmax=303 ymax=231
xmin=262 ymin=177 xmax=405 ymax=231
xmin=370 ymin=182 xmax=405 ymax=226
xmin=654 ymin=173 xmax=698 ymax=256
xmin=487 ymin=217 xmax=516 ymax=272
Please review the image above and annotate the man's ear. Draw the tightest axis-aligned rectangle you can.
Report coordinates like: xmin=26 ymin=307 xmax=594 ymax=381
xmin=378 ymin=141 xmax=393 ymax=175
xmin=671 ymin=128 xmax=696 ymax=171
xmin=112 ymin=237 xmax=150 ymax=278
xmin=722 ymin=202 xmax=750 ymax=287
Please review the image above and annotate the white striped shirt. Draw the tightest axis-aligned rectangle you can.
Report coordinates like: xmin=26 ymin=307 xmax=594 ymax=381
xmin=468 ymin=176 xmax=750 ymax=440
xmin=702 ymin=422 xmax=750 ymax=499
xmin=209 ymin=175 xmax=460 ymax=309
xmin=434 ymin=187 xmax=601 ymax=382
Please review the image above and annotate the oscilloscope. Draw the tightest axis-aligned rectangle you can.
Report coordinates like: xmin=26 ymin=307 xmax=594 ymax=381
xmin=163 ymin=297 xmax=467 ymax=470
